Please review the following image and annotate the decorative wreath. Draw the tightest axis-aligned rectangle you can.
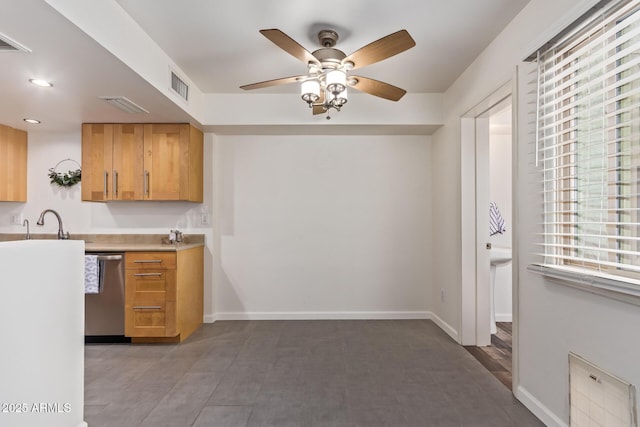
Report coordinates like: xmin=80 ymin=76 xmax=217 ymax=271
xmin=48 ymin=158 xmax=82 ymax=187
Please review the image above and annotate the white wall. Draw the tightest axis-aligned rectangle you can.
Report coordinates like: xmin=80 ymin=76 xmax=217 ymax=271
xmin=489 ymin=124 xmax=512 ymax=321
xmin=433 ymin=0 xmax=640 ymax=424
xmin=1 ymin=131 xmax=431 ymax=322
xmin=212 ymin=134 xmax=432 ymax=319
xmin=0 ymin=131 xmax=215 ymax=319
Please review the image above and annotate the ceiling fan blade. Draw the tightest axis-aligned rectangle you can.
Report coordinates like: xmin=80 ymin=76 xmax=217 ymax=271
xmin=312 ymin=91 xmax=326 ymax=115
xmin=260 ymin=29 xmax=319 ymax=65
xmin=240 ymin=75 xmax=304 ymax=90
xmin=312 ymin=105 xmax=326 ymax=115
xmin=349 ymin=76 xmax=407 ymax=101
xmin=343 ymin=30 xmax=415 ymax=70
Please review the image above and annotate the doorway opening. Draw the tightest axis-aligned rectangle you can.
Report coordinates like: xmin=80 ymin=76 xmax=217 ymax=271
xmin=459 ymin=82 xmax=514 ymax=390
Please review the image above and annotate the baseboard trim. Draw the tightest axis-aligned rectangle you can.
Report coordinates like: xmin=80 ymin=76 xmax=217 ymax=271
xmin=495 ymin=313 xmax=513 ymax=322
xmin=428 ymin=311 xmax=459 ymax=342
xmin=515 ymin=385 xmax=567 ymax=427
xmin=205 ymin=311 xmax=460 ymax=343
xmin=214 ymin=311 xmax=431 ymax=321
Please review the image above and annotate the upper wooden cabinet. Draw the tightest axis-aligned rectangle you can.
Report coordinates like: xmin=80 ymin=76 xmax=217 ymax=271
xmin=82 ymin=123 xmax=144 ymax=201
xmin=143 ymin=124 xmax=203 ymax=202
xmin=0 ymin=124 xmax=27 ymax=202
xmin=82 ymin=123 xmax=203 ymax=202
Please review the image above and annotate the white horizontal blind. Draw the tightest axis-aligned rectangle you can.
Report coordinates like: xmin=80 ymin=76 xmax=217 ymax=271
xmin=535 ymin=0 xmax=640 ymax=291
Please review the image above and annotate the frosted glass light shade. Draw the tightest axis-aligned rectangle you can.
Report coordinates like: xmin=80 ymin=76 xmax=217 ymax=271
xmin=301 ymin=80 xmax=320 ymax=104
xmin=326 ymin=70 xmax=346 ymax=94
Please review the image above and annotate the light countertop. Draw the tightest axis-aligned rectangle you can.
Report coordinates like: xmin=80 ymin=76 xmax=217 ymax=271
xmin=0 ymin=233 xmax=204 ymax=252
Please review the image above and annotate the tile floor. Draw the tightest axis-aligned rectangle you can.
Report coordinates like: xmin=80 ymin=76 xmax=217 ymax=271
xmin=84 ymin=320 xmax=543 ymax=426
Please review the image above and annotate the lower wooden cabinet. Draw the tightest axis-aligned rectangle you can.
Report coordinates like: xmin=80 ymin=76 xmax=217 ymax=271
xmin=124 ymin=247 xmax=203 ymax=343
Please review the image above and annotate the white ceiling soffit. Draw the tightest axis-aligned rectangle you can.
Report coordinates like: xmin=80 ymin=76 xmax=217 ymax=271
xmin=0 ymin=32 xmax=31 ymax=52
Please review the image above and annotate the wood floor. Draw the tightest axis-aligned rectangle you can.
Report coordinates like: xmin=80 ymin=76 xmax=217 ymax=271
xmin=464 ymin=322 xmax=513 ymax=390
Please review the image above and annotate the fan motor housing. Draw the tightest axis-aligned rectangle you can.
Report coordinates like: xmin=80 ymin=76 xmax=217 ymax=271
xmin=312 ymin=47 xmax=346 ymax=66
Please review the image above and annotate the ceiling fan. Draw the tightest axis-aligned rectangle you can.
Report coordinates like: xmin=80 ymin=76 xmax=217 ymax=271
xmin=240 ymin=28 xmax=416 ymax=117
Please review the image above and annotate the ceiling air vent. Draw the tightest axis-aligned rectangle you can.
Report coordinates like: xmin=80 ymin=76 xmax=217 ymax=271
xmin=0 ymin=32 xmax=31 ymax=52
xmin=99 ymin=96 xmax=149 ymax=114
xmin=170 ymin=71 xmax=189 ymax=102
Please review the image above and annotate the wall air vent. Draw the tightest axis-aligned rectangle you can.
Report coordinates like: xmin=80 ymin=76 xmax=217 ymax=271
xmin=569 ymin=352 xmax=637 ymax=426
xmin=99 ymin=96 xmax=149 ymax=114
xmin=170 ymin=71 xmax=189 ymax=102
xmin=0 ymin=32 xmax=31 ymax=52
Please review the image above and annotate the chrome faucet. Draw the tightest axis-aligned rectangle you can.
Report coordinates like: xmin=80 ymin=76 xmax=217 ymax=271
xmin=36 ymin=209 xmax=70 ymax=240
xmin=22 ymin=219 xmax=30 ymax=240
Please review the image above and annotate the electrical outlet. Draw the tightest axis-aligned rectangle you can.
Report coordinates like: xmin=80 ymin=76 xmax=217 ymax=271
xmin=11 ymin=214 xmax=23 ymax=225
xmin=200 ymin=212 xmax=210 ymax=226
xmin=440 ymin=288 xmax=445 ymax=302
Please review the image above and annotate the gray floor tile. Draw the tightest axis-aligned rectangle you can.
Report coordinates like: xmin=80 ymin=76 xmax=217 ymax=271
xmin=246 ymin=403 xmax=305 ymax=427
xmin=84 ymin=320 xmax=543 ymax=427
xmin=139 ymin=372 xmax=222 ymax=426
xmin=348 ymin=400 xmax=409 ymax=426
xmin=192 ymin=405 xmax=253 ymax=427
xmin=206 ymin=366 xmax=269 ymax=406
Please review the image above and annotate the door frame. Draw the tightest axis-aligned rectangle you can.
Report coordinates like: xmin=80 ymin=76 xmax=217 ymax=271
xmin=459 ymin=81 xmax=513 ymax=347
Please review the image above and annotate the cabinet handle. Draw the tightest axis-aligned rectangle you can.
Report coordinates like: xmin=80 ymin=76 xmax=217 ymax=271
xmin=132 ymin=306 xmax=162 ymax=310
xmin=144 ymin=170 xmax=150 ymax=197
xmin=103 ymin=171 xmax=108 ymax=198
xmin=133 ymin=273 xmax=163 ymax=277
xmin=133 ymin=259 xmax=162 ymax=264
xmin=113 ymin=170 xmax=118 ymax=198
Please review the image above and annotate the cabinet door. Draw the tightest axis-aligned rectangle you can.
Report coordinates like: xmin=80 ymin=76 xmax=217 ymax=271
xmin=81 ymin=124 xmax=113 ymax=201
xmin=143 ymin=124 xmax=188 ymax=200
xmin=0 ymin=124 xmax=27 ymax=202
xmin=112 ymin=124 xmax=144 ymax=200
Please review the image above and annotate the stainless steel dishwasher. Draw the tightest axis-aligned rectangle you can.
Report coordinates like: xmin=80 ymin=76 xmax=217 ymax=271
xmin=84 ymin=252 xmax=129 ymax=343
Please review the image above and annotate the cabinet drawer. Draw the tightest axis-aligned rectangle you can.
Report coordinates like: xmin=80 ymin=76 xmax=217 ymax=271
xmin=127 ymin=289 xmax=166 ymax=309
xmin=125 ymin=252 xmax=176 ymax=269
xmin=125 ymin=303 xmax=177 ymax=337
xmin=131 ymin=309 xmax=166 ymax=329
xmin=127 ymin=270 xmax=170 ymax=292
xmin=126 ymin=270 xmax=176 ymax=302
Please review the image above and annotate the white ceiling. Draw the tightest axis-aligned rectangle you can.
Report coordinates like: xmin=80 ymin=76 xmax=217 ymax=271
xmin=116 ymin=0 xmax=530 ymax=94
xmin=0 ymin=0 xmax=530 ymax=133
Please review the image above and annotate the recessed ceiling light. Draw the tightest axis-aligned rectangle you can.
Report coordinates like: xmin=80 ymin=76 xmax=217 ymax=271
xmin=23 ymin=118 xmax=41 ymax=124
xmin=29 ymin=79 xmax=53 ymax=87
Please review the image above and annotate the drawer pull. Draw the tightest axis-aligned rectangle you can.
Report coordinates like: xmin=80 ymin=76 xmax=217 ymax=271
xmin=133 ymin=259 xmax=163 ymax=264
xmin=133 ymin=273 xmax=163 ymax=277
xmin=132 ymin=306 xmax=162 ymax=310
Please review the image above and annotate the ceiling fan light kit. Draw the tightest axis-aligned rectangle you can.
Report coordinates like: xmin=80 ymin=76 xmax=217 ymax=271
xmin=240 ymin=28 xmax=415 ymax=118
xmin=300 ymin=80 xmax=320 ymax=104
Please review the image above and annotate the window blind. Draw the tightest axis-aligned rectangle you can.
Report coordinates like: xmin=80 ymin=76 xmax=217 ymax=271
xmin=533 ymin=0 xmax=640 ymax=295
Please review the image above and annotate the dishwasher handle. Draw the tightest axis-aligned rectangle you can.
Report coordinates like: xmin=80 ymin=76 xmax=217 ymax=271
xmin=92 ymin=254 xmax=123 ymax=261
